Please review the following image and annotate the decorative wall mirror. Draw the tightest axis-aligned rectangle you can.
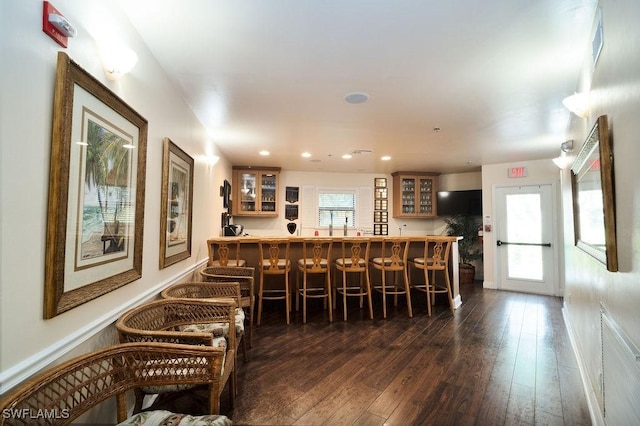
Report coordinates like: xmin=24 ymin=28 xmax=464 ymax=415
xmin=571 ymin=115 xmax=618 ymax=272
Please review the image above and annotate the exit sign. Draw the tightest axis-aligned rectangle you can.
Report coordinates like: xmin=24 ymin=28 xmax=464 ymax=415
xmin=508 ymin=166 xmax=527 ymax=178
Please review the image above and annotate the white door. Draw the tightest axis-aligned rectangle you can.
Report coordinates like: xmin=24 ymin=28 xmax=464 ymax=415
xmin=495 ymin=184 xmax=557 ymax=295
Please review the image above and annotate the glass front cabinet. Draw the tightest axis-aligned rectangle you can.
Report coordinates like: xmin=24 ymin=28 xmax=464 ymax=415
xmin=392 ymin=172 xmax=439 ymax=218
xmin=232 ymin=167 xmax=281 ymax=217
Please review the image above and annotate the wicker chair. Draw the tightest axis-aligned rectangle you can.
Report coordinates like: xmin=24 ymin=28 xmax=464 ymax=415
xmin=0 ymin=342 xmax=231 ymax=425
xmin=116 ymin=299 xmax=236 ymax=413
xmin=200 ymin=266 xmax=255 ymax=347
xmin=161 ymin=281 xmax=248 ymax=361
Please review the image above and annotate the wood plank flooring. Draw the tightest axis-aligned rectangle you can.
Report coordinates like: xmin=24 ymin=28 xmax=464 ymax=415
xmin=153 ymin=283 xmax=591 ymax=425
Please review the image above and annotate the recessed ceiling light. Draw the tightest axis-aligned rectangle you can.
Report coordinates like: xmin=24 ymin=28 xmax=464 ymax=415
xmin=259 ymin=150 xmax=270 ymax=156
xmin=381 ymin=155 xmax=391 ymax=161
xmin=344 ymin=92 xmax=370 ymax=104
xmin=342 ymin=154 xmax=352 ymax=159
xmin=301 ymin=152 xmax=311 ymax=158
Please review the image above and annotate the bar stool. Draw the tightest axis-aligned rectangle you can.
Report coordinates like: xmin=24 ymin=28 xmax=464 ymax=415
xmin=257 ymin=238 xmax=291 ymax=325
xmin=370 ymin=238 xmax=412 ymax=319
xmin=295 ymin=238 xmax=333 ymax=323
xmin=409 ymin=237 xmax=454 ymax=317
xmin=333 ymin=238 xmax=373 ymax=321
xmin=207 ymin=238 xmax=246 ymax=267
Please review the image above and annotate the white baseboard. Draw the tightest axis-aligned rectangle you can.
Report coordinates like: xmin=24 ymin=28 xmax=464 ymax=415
xmin=0 ymin=260 xmax=206 ymax=395
xmin=483 ymin=280 xmax=496 ymax=289
xmin=453 ymin=294 xmax=462 ymax=310
xmin=562 ymin=304 xmax=605 ymax=426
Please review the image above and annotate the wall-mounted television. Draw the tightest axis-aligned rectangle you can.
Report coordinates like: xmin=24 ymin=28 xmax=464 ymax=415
xmin=437 ymin=190 xmax=482 ymax=216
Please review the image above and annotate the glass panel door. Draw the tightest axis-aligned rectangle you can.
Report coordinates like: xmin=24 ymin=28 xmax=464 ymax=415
xmin=239 ymin=172 xmax=257 ymax=213
xmin=260 ymin=172 xmax=277 ymax=213
xmin=418 ymin=178 xmax=434 ymax=214
xmin=495 ymin=184 xmax=557 ymax=295
xmin=401 ymin=177 xmax=416 ymax=214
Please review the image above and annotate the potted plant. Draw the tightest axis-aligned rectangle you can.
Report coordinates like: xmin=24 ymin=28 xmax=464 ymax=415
xmin=443 ymin=214 xmax=482 ymax=284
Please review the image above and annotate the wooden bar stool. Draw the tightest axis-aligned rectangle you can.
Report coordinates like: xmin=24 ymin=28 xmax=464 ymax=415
xmin=409 ymin=237 xmax=454 ymax=316
xmin=370 ymin=237 xmax=413 ymax=319
xmin=207 ymin=238 xmax=246 ymax=267
xmin=333 ymin=238 xmax=373 ymax=321
xmin=295 ymin=238 xmax=333 ymax=323
xmin=257 ymin=238 xmax=291 ymax=325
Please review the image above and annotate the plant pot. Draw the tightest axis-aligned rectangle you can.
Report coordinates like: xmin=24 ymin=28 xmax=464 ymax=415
xmin=459 ymin=264 xmax=475 ymax=285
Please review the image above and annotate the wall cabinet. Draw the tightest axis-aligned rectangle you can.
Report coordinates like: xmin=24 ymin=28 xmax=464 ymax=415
xmin=392 ymin=172 xmax=439 ymax=218
xmin=232 ymin=167 xmax=281 ymax=217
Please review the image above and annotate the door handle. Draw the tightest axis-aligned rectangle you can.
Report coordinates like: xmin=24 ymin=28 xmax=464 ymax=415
xmin=496 ymin=240 xmax=551 ymax=247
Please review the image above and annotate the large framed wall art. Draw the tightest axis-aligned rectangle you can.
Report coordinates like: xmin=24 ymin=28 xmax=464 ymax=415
xmin=159 ymin=138 xmax=194 ymax=269
xmin=44 ymin=52 xmax=148 ymax=318
xmin=571 ymin=115 xmax=618 ymax=272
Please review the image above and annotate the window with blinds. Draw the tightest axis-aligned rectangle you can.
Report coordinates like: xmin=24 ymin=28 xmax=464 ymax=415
xmin=318 ymin=191 xmax=356 ymax=227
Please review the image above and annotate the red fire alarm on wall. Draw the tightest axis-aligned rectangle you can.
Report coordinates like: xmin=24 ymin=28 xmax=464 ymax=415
xmin=42 ymin=1 xmax=77 ymax=48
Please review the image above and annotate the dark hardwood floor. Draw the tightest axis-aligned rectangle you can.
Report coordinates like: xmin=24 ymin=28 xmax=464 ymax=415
xmin=152 ymin=282 xmax=591 ymax=425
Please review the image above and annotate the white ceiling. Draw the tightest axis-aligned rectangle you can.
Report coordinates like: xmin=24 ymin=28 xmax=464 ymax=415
xmin=118 ymin=0 xmax=597 ymax=174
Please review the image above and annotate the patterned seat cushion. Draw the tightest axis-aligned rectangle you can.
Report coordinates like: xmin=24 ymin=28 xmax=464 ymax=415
xmin=118 ymin=410 xmax=232 ymax=425
xmin=179 ymin=308 xmax=245 ymax=337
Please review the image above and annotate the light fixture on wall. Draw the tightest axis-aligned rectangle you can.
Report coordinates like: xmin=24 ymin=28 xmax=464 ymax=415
xmin=562 ymin=92 xmax=589 ymax=118
xmin=552 ymin=140 xmax=574 ymax=169
xmin=99 ymin=42 xmax=138 ymax=80
xmin=207 ymin=155 xmax=220 ymax=165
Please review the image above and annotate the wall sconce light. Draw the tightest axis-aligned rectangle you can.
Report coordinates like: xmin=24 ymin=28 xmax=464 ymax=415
xmin=99 ymin=42 xmax=138 ymax=80
xmin=562 ymin=92 xmax=589 ymax=118
xmin=208 ymin=155 xmax=220 ymax=165
xmin=552 ymin=140 xmax=574 ymax=169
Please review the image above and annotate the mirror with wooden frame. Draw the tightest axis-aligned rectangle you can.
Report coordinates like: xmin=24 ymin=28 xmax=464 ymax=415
xmin=571 ymin=115 xmax=618 ymax=272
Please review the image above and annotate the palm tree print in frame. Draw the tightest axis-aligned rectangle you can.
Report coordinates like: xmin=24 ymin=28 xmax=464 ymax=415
xmin=44 ymin=52 xmax=147 ymax=318
xmin=79 ymin=114 xmax=134 ymax=262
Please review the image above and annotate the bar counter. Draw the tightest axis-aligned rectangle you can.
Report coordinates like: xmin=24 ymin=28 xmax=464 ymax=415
xmin=210 ymin=235 xmax=463 ymax=310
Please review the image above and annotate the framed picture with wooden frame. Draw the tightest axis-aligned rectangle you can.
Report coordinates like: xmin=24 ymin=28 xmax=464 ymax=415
xmin=159 ymin=138 xmax=194 ymax=269
xmin=571 ymin=115 xmax=618 ymax=272
xmin=44 ymin=52 xmax=148 ymax=318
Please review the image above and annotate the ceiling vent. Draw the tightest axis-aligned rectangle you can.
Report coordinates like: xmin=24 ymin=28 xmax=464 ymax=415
xmin=351 ymin=149 xmax=372 ymax=155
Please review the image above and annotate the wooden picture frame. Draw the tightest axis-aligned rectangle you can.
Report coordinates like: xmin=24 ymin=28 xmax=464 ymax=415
xmin=571 ymin=115 xmax=618 ymax=272
xmin=159 ymin=138 xmax=194 ymax=269
xmin=44 ymin=52 xmax=148 ymax=318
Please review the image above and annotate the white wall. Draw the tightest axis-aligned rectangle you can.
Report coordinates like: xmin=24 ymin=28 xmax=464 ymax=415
xmin=0 ymin=0 xmax=231 ymax=396
xmin=560 ymin=0 xmax=640 ymax=421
